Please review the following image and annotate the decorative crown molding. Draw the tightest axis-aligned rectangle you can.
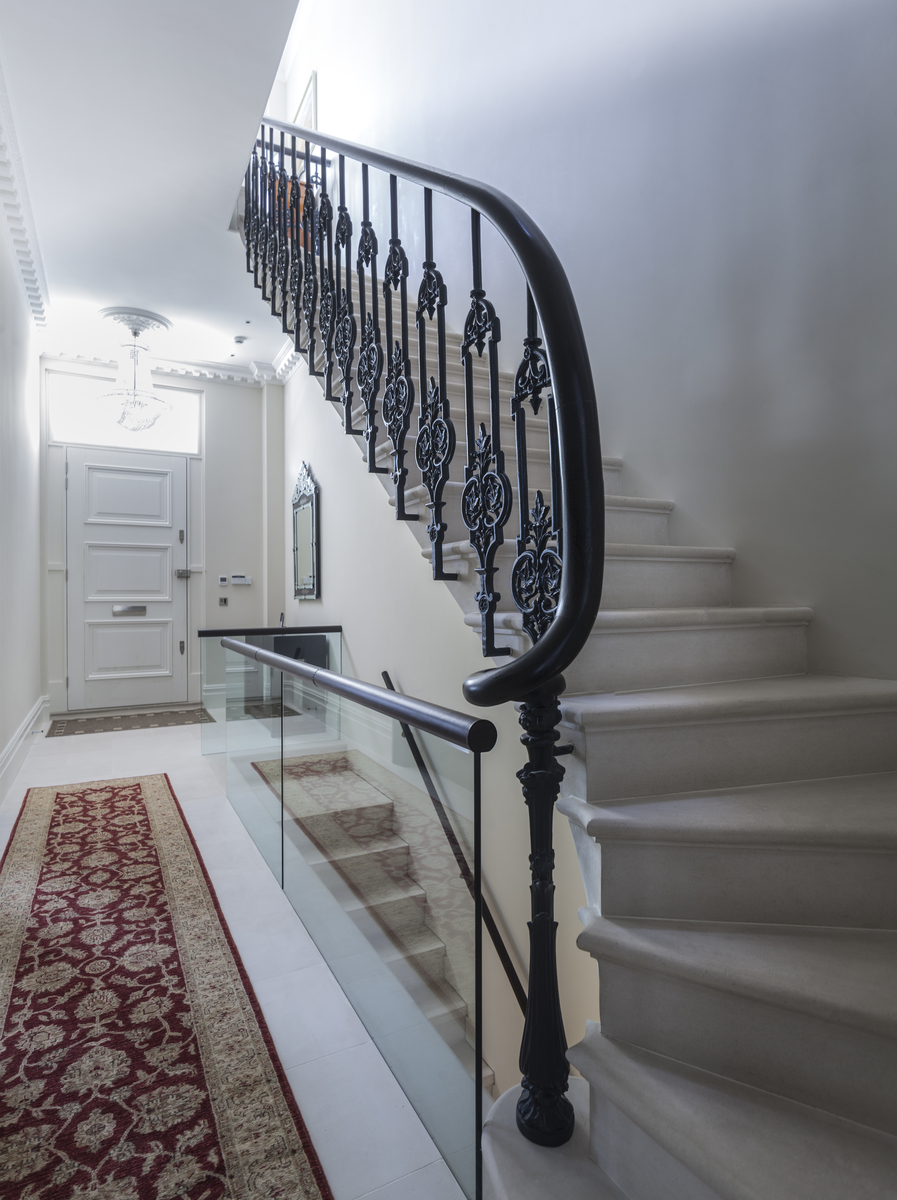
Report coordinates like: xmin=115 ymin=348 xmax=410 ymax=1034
xmin=292 ymin=462 xmax=317 ymax=502
xmin=40 ymin=352 xmax=263 ymax=388
xmin=152 ymin=359 xmax=262 ymax=386
xmin=273 ymin=339 xmax=304 ymax=382
xmin=0 ymin=49 xmax=49 ymax=325
xmin=250 ymin=360 xmax=276 ymax=383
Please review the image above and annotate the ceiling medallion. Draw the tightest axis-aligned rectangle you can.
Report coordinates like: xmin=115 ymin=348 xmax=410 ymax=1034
xmin=99 ymin=307 xmax=172 ymax=432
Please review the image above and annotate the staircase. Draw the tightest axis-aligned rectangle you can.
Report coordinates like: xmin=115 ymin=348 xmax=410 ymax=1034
xmin=546 ymin=464 xmax=897 ymax=1198
xmin=311 ymin=307 xmax=897 ymax=1193
xmin=243 ymin=120 xmax=897 ymax=1196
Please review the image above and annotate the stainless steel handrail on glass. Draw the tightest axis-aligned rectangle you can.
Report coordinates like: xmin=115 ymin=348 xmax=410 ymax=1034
xmin=206 ymin=634 xmax=496 ymax=1200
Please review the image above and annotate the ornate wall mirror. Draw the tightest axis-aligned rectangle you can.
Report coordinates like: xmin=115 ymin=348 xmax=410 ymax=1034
xmin=292 ymin=463 xmax=319 ymax=599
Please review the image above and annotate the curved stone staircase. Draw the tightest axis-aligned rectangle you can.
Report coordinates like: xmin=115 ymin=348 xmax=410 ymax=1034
xmin=302 ymin=299 xmax=897 ymax=1196
xmin=547 ymin=465 xmax=897 ymax=1199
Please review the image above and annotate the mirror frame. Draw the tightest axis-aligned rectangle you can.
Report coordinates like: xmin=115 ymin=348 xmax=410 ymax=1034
xmin=292 ymin=462 xmax=319 ymax=600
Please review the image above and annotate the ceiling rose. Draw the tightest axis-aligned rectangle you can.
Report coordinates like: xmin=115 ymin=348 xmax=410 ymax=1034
xmin=99 ymin=307 xmax=173 ymax=432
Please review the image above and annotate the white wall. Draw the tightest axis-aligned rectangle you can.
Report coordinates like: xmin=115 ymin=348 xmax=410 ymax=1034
xmin=275 ymin=0 xmax=897 ymax=681
xmin=201 ymin=379 xmax=266 ymax=632
xmin=0 ymin=229 xmax=42 ymax=799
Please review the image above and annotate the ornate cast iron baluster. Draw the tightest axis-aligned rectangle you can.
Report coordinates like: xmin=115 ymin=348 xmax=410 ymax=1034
xmin=317 ymin=148 xmax=336 ymax=392
xmin=302 ymin=140 xmax=318 ymax=367
xmin=516 ymin=684 xmax=575 ymax=1147
xmin=255 ymin=127 xmax=267 ymax=292
xmin=461 ymin=210 xmax=512 ymax=658
xmin=511 ymin=288 xmax=563 ymax=643
xmin=415 ymin=189 xmax=457 ymax=581
xmin=272 ymin=133 xmax=288 ymax=320
xmin=382 ymin=174 xmax=416 ymax=520
xmin=334 ymin=155 xmax=360 ymax=436
xmin=262 ymin=130 xmax=276 ymax=303
xmin=356 ymin=164 xmax=387 ymax=474
xmin=289 ymin=137 xmax=302 ymax=348
xmin=244 ymin=162 xmax=252 ymax=276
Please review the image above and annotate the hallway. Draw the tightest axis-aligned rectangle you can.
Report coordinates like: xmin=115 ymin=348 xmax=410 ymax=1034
xmin=0 ymin=720 xmax=463 ymax=1200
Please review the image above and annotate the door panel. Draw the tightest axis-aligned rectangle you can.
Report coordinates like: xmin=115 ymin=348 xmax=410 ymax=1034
xmin=67 ymin=447 xmax=188 ymax=711
xmin=85 ymin=620 xmax=172 ymax=679
xmin=85 ymin=465 xmax=171 ymax=524
xmin=85 ymin=544 xmax=171 ymax=601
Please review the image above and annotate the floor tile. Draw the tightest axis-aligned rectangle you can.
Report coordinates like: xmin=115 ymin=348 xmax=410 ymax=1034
xmin=356 ymin=1161 xmax=465 ymax=1200
xmin=253 ymin=962 xmax=370 ymax=1069
xmin=226 ymin=907 xmax=322 ymax=983
xmin=286 ymin=1042 xmax=442 ymax=1200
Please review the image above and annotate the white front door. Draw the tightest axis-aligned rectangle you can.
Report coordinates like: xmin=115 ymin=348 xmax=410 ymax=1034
xmin=66 ymin=447 xmax=189 ymax=711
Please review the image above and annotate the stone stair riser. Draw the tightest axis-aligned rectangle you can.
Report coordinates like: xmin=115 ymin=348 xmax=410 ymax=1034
xmin=587 ymin=1084 xmax=722 ymax=1200
xmin=600 ymin=841 xmax=897 ymax=927
xmin=601 ymin=555 xmax=731 ymax=610
xmin=593 ymin=958 xmax=897 ymax=1137
xmin=564 ymin=619 xmax=808 ymax=693
xmin=566 ymin=709 xmax=897 ymax=801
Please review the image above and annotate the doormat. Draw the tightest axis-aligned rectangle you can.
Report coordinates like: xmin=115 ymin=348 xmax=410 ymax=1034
xmin=0 ymin=774 xmax=334 ymax=1200
xmin=48 ymin=709 xmax=215 ymax=737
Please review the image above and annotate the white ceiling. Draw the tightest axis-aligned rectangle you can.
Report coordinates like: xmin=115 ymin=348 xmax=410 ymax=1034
xmin=0 ymin=0 xmax=299 ymax=368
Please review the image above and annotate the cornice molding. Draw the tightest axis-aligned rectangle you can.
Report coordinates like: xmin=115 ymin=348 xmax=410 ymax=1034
xmin=0 ymin=49 xmax=49 ymax=326
xmin=273 ymin=339 xmax=303 ymax=382
xmin=40 ymin=352 xmax=264 ymax=388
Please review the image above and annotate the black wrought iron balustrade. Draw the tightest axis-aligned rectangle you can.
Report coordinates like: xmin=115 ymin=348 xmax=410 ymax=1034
xmin=243 ymin=119 xmax=605 ymax=1149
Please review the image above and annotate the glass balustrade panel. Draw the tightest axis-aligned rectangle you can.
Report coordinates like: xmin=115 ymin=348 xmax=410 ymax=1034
xmin=279 ymin=674 xmax=482 ymax=1199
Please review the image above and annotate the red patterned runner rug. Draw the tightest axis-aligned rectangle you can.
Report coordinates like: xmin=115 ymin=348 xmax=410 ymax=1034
xmin=0 ymin=775 xmax=334 ymax=1200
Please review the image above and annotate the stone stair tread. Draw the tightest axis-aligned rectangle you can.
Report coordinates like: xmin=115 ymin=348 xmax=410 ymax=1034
xmin=568 ymin=1026 xmax=897 ymax=1200
xmin=590 ymin=605 xmax=813 ymax=631
xmin=604 ymin=542 xmax=734 ymax=561
xmin=577 ymin=912 xmax=897 ymax=1038
xmin=561 ymin=771 xmax=897 ymax=847
xmin=429 ymin=539 xmax=734 ymax=564
xmin=604 ymin=494 xmax=673 ymax=512
xmin=309 ymin=830 xmax=410 ymax=859
xmin=334 ymin=871 xmax=426 ymax=912
xmin=475 ymin=604 xmax=813 ymax=635
xmin=563 ymin=673 xmax=897 ymax=728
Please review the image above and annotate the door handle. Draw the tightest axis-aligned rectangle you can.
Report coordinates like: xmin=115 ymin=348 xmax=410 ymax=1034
xmin=112 ymin=604 xmax=146 ymax=616
xmin=175 ymin=569 xmax=192 ymax=579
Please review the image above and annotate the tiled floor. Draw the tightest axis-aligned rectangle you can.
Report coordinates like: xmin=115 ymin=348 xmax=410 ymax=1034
xmin=0 ymin=722 xmax=465 ymax=1200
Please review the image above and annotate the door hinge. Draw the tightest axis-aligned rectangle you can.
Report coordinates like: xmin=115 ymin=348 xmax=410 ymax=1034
xmin=64 ymin=477 xmax=68 ymax=490
xmin=179 ymin=529 xmax=185 ymax=544
xmin=175 ymin=569 xmax=192 ymax=579
xmin=64 ymin=568 xmax=68 ymax=582
xmin=179 ymin=641 xmax=185 ymax=655
xmin=65 ymin=676 xmax=69 ymax=689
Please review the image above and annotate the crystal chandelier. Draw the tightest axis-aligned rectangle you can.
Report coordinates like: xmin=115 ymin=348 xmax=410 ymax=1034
xmin=99 ymin=307 xmax=172 ymax=432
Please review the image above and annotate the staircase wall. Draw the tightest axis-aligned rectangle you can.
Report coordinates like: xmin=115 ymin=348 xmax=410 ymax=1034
xmin=273 ymin=0 xmax=897 ymax=682
xmin=282 ymin=364 xmax=601 ymax=1094
xmin=0 ymin=228 xmax=42 ymax=803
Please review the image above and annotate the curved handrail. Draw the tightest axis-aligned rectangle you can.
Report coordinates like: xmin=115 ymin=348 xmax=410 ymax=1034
xmin=261 ymin=117 xmax=605 ymax=707
xmin=221 ymin=637 xmax=497 ymax=752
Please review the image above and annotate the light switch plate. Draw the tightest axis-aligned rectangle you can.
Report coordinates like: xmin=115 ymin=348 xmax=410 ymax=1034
xmin=219 ymin=597 xmax=228 ymax=606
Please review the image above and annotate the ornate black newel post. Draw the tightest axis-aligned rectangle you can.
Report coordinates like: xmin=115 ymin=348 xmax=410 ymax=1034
xmin=516 ymin=677 xmax=575 ymax=1147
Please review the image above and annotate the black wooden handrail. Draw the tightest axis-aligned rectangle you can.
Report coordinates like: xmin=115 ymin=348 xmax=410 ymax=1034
xmin=258 ymin=116 xmax=605 ymax=707
xmin=221 ymin=637 xmax=497 ymax=753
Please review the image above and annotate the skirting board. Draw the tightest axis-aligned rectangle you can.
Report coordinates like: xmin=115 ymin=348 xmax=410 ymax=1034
xmin=0 ymin=694 xmax=49 ymax=804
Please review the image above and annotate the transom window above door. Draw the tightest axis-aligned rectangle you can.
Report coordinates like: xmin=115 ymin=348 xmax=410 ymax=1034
xmin=47 ymin=367 xmax=200 ymax=454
